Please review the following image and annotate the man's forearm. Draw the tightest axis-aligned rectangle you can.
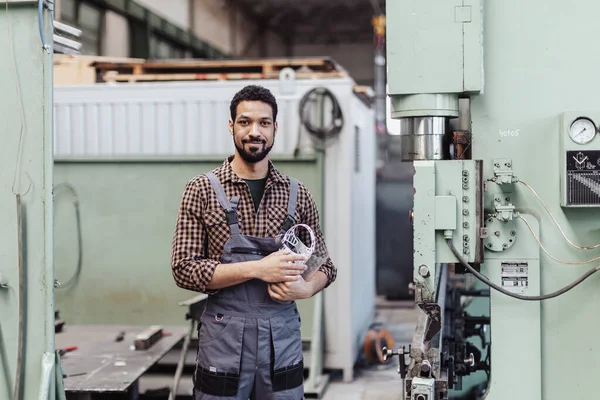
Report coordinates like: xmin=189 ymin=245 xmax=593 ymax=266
xmin=306 ymin=271 xmax=329 ymax=297
xmin=206 ymin=260 xmax=258 ymax=290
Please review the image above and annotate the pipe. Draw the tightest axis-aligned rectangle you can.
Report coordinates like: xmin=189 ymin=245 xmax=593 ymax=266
xmin=38 ymin=0 xmax=51 ymax=53
xmin=38 ymin=352 xmax=55 ymax=400
xmin=14 ymin=196 xmax=25 ymax=400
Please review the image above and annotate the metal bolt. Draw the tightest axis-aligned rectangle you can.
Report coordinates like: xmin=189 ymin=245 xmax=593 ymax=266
xmin=463 ymin=209 xmax=469 ymax=216
xmin=462 ymin=177 xmax=469 ymax=183
xmin=494 ymin=231 xmax=500 ymax=237
xmin=462 ymin=170 xmax=469 ymax=177
xmin=413 ymin=385 xmax=417 ymax=390
xmin=420 ymin=361 xmax=431 ymax=375
xmin=494 ymin=163 xmax=500 ymax=167
xmin=463 ymin=241 xmax=469 ymax=248
xmin=502 ymin=243 xmax=509 ymax=249
xmin=463 ymin=222 xmax=470 ymax=228
xmin=462 ymin=183 xmax=469 ymax=189
xmin=463 ymin=248 xmax=470 ymax=255
xmin=505 ymin=197 xmax=511 ymax=202
xmin=418 ymin=265 xmax=430 ymax=278
xmin=463 ymin=196 xmax=469 ymax=203
xmin=487 ymin=243 xmax=493 ymax=248
xmin=463 ymin=235 xmax=469 ymax=241
xmin=510 ymin=230 xmax=516 ymax=236
xmin=464 ymin=353 xmax=475 ymax=367
xmin=506 ymin=162 xmax=512 ymax=167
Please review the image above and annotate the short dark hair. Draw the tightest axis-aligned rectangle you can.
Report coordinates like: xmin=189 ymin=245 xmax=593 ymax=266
xmin=229 ymin=85 xmax=278 ymax=122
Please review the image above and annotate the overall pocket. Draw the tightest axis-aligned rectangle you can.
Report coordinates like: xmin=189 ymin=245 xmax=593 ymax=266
xmin=269 ymin=311 xmax=304 ymax=392
xmin=196 ymin=311 xmax=245 ymax=397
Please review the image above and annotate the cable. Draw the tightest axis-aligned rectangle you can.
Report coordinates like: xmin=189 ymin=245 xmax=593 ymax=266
xmin=447 ymin=239 xmax=600 ymax=301
xmin=296 ymin=87 xmax=344 ymax=153
xmin=518 ymin=216 xmax=600 ymax=265
xmin=519 ymin=180 xmax=600 ymax=250
xmin=54 ymin=183 xmax=83 ymax=289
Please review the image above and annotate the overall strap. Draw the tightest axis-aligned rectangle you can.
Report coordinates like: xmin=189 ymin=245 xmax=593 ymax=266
xmin=205 ymin=172 xmax=241 ymax=235
xmin=280 ymin=178 xmax=299 ymax=235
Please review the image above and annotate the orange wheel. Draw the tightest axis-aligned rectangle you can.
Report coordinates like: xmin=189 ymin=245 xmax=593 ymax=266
xmin=363 ymin=327 xmax=396 ymax=364
xmin=363 ymin=329 xmax=379 ymax=364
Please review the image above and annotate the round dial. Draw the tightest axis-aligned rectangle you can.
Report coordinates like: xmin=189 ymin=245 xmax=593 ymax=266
xmin=569 ymin=117 xmax=597 ymax=144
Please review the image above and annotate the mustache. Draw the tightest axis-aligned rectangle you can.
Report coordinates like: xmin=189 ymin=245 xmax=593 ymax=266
xmin=242 ymin=138 xmax=266 ymax=144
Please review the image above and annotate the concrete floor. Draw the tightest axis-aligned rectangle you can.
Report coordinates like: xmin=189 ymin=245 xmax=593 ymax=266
xmin=138 ymin=297 xmax=420 ymax=400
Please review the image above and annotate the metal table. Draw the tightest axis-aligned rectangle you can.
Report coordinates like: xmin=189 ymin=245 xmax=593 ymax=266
xmin=56 ymin=324 xmax=188 ymax=400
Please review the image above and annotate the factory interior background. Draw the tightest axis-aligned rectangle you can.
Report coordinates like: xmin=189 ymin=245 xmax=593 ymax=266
xmin=15 ymin=0 xmax=600 ymax=399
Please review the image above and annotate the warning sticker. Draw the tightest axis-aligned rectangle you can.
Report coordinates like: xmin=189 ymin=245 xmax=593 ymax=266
xmin=501 ymin=262 xmax=528 ymax=292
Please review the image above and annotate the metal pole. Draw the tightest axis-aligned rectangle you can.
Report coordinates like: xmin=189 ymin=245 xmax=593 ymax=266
xmin=372 ymin=15 xmax=387 ymax=164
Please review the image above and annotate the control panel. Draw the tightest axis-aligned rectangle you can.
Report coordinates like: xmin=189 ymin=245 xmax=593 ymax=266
xmin=560 ymin=113 xmax=600 ymax=207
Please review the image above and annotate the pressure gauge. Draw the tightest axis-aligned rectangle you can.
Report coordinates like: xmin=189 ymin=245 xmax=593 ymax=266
xmin=569 ymin=117 xmax=597 ymax=144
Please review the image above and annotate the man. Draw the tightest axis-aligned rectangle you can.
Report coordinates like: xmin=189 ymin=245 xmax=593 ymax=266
xmin=170 ymin=84 xmax=337 ymax=400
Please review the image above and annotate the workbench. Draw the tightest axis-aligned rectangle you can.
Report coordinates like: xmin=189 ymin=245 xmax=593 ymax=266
xmin=56 ymin=324 xmax=189 ymax=400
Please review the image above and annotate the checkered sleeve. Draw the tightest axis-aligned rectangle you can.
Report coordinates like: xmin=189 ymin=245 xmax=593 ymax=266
xmin=299 ymin=184 xmax=337 ymax=288
xmin=170 ymin=179 xmax=219 ymax=293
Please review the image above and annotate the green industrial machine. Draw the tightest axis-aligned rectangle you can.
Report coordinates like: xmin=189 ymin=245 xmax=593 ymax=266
xmin=1 ymin=1 xmax=58 ymax=399
xmin=384 ymin=1 xmax=600 ymax=399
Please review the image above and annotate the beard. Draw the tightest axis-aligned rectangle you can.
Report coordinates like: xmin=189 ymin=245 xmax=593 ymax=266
xmin=234 ymin=134 xmax=274 ymax=163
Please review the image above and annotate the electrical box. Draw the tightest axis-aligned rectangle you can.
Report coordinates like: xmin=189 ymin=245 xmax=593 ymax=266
xmin=559 ymin=112 xmax=600 ymax=207
xmin=386 ymin=0 xmax=483 ymax=96
xmin=413 ymin=160 xmax=484 ymax=265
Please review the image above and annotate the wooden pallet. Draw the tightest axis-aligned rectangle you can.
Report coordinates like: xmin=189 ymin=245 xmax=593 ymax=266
xmin=102 ymin=70 xmax=348 ymax=83
xmin=53 ymin=55 xmax=373 ymax=103
xmin=93 ymin=57 xmax=342 ymax=76
xmin=54 ymin=54 xmax=144 ymax=85
xmin=96 ymin=56 xmax=349 ymax=84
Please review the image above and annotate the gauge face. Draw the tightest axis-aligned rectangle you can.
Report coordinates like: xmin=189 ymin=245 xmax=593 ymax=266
xmin=569 ymin=117 xmax=597 ymax=144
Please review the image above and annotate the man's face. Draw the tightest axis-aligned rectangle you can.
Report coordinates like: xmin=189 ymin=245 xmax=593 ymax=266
xmin=229 ymin=100 xmax=277 ymax=163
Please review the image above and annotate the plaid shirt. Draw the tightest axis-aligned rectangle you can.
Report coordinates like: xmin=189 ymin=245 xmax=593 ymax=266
xmin=170 ymin=156 xmax=337 ymax=293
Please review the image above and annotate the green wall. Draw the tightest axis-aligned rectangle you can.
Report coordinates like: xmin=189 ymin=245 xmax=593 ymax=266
xmin=53 ymin=157 xmax=323 ymax=333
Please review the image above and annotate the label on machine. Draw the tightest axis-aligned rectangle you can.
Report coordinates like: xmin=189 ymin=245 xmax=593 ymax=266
xmin=566 ymin=150 xmax=600 ymax=206
xmin=501 ymin=261 xmax=528 ymax=292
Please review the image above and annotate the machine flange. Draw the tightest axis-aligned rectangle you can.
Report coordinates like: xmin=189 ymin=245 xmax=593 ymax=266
xmin=483 ymin=217 xmax=517 ymax=252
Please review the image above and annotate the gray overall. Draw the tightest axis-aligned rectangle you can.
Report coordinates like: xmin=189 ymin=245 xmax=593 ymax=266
xmin=194 ymin=172 xmax=304 ymax=400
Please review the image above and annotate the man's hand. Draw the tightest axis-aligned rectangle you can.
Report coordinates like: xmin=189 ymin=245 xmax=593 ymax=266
xmin=253 ymin=249 xmax=307 ymax=283
xmin=268 ymin=277 xmax=312 ymax=302
xmin=268 ymin=270 xmax=329 ymax=302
